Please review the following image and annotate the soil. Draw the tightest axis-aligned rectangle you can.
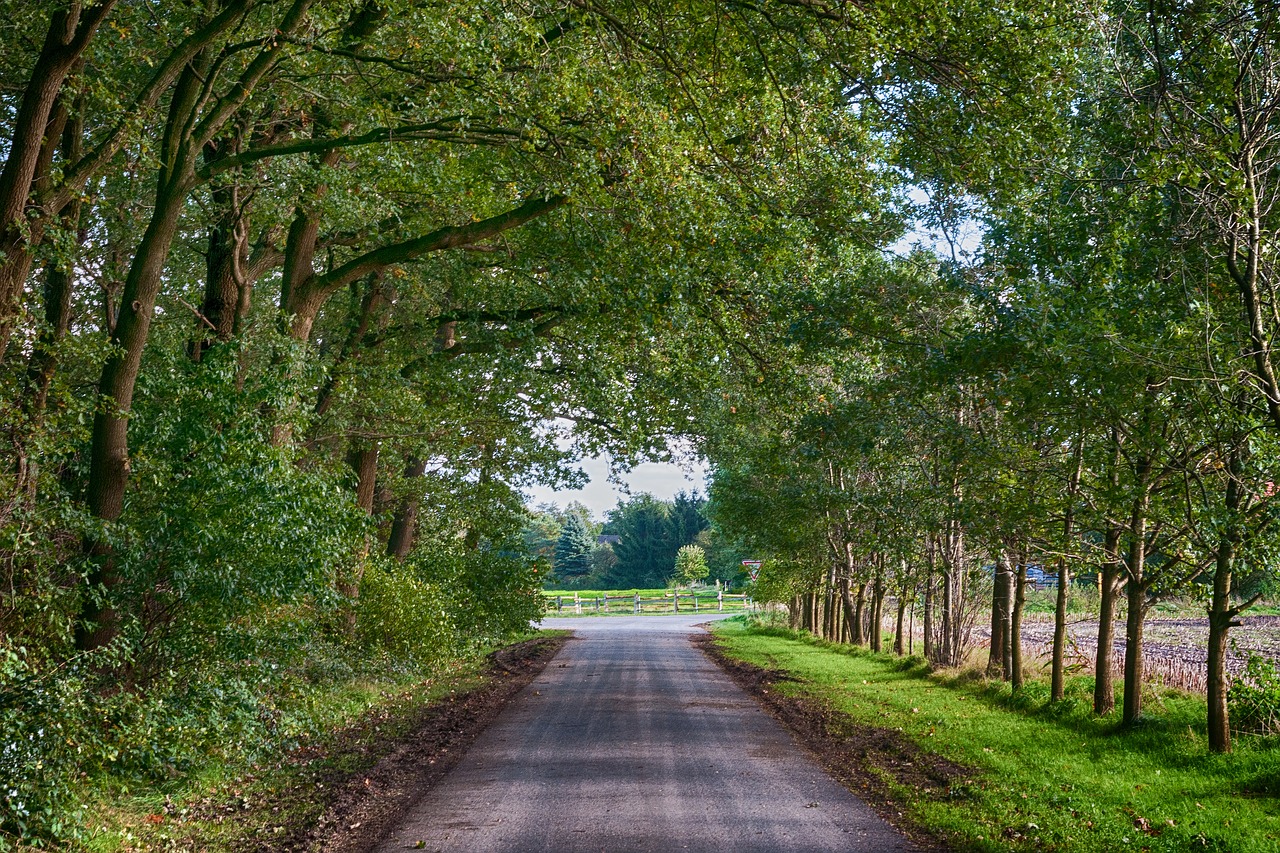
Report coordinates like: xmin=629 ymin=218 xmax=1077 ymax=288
xmin=693 ymin=632 xmax=961 ymax=853
xmin=221 ymin=636 xmax=566 ymax=853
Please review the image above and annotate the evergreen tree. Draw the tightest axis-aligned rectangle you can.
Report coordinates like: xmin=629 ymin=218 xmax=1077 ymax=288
xmin=554 ymin=513 xmax=596 ymax=582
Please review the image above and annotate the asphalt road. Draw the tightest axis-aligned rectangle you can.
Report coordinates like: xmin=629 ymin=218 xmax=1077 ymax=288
xmin=373 ymin=614 xmax=916 ymax=852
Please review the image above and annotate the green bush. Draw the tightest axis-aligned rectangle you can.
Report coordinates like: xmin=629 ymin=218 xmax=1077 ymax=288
xmin=1228 ymin=652 xmax=1280 ymax=736
xmin=0 ymin=647 xmax=97 ymax=845
xmin=356 ymin=560 xmax=460 ymax=665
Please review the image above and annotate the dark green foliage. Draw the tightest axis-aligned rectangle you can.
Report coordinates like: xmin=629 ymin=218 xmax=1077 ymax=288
xmin=604 ymin=496 xmax=678 ymax=588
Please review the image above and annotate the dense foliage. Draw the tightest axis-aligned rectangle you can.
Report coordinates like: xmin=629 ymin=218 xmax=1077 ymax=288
xmin=12 ymin=0 xmax=1280 ymax=846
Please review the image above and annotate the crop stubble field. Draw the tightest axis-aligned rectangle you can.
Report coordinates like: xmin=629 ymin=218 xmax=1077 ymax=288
xmin=1008 ymin=614 xmax=1280 ymax=694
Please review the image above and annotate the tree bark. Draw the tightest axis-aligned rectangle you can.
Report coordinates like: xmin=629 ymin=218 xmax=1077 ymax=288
xmin=1208 ymin=436 xmax=1248 ymax=752
xmin=869 ymin=557 xmax=885 ymax=652
xmin=1011 ymin=555 xmax=1027 ymax=690
xmin=988 ymin=550 xmax=1010 ymax=677
xmin=1093 ymin=524 xmax=1123 ymax=715
xmin=923 ymin=537 xmax=935 ymax=662
xmin=852 ymin=578 xmax=867 ymax=645
xmin=894 ymin=583 xmax=908 ymax=655
xmin=0 ymin=2 xmax=115 ymax=357
xmin=1052 ymin=434 xmax=1084 ymax=701
xmin=1121 ymin=458 xmax=1152 ymax=726
xmin=387 ymin=457 xmax=427 ymax=561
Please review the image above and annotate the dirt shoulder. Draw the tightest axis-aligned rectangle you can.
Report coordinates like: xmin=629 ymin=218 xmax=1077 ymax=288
xmin=693 ymin=632 xmax=957 ymax=853
xmin=228 ymin=635 xmax=567 ymax=853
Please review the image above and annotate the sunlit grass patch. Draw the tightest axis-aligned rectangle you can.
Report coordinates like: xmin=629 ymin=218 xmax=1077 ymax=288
xmin=711 ymin=620 xmax=1280 ymax=853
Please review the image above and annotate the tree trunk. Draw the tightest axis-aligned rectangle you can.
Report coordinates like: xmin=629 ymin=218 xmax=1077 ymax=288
xmin=1011 ymin=556 xmax=1027 ymax=690
xmin=1121 ymin=452 xmax=1153 ymax=727
xmin=894 ymin=586 xmax=908 ymax=655
xmin=988 ymin=550 xmax=1010 ymax=677
xmin=869 ymin=559 xmax=885 ymax=652
xmin=386 ymin=457 xmax=427 ymax=561
xmin=839 ymin=575 xmax=857 ymax=644
xmin=1093 ymin=525 xmax=1123 ymax=715
xmin=339 ymin=441 xmax=379 ymax=633
xmin=0 ymin=3 xmax=115 ymax=357
xmin=1052 ymin=435 xmax=1084 ymax=701
xmin=1122 ymin=574 xmax=1148 ymax=726
xmin=1208 ymin=437 xmax=1247 ymax=752
xmin=852 ymin=579 xmax=867 ymax=646
xmin=923 ymin=537 xmax=936 ymax=662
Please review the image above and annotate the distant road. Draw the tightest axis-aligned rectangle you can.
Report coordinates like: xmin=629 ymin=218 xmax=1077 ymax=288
xmin=373 ymin=614 xmax=915 ymax=852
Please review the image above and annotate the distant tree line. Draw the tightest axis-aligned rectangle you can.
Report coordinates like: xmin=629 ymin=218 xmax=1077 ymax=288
xmin=524 ymin=492 xmax=747 ymax=589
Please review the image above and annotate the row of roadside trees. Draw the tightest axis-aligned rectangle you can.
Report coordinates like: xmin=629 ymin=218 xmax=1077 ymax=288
xmin=695 ymin=1 xmax=1280 ymax=754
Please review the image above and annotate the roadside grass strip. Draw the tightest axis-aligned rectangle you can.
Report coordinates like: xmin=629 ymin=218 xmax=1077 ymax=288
xmin=710 ymin=621 xmax=1280 ymax=853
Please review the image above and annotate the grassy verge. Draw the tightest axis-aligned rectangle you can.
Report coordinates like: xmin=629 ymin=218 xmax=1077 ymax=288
xmin=709 ymin=619 xmax=1280 ymax=853
xmin=67 ymin=630 xmax=568 ymax=852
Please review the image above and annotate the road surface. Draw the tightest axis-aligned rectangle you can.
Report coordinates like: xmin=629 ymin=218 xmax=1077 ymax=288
xmin=373 ymin=614 xmax=916 ymax=852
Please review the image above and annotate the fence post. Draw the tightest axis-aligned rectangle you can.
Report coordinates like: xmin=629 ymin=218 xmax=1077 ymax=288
xmin=673 ymin=592 xmax=679 ymax=613
xmin=718 ymin=591 xmax=723 ymax=611
xmin=574 ymin=591 xmax=581 ymax=614
xmin=602 ymin=593 xmax=608 ymax=613
xmin=557 ymin=596 xmax=563 ymax=612
xmin=634 ymin=593 xmax=640 ymax=613
xmin=694 ymin=594 xmax=699 ymax=612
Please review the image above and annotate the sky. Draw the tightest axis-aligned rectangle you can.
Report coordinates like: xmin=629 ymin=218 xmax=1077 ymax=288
xmin=523 ymin=454 xmax=709 ymax=520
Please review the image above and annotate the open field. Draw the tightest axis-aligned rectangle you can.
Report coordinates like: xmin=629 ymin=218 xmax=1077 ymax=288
xmin=541 ymin=588 xmax=752 ymax=615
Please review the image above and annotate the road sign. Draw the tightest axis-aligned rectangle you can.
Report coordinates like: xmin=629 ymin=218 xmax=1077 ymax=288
xmin=742 ymin=560 xmax=762 ymax=581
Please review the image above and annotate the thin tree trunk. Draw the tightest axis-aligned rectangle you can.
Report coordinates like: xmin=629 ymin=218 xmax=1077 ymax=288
xmin=1208 ymin=437 xmax=1248 ymax=753
xmin=869 ymin=557 xmax=885 ymax=652
xmin=1121 ymin=451 xmax=1153 ymax=727
xmin=894 ymin=587 xmax=908 ymax=655
xmin=1093 ymin=525 xmax=1123 ymax=715
xmin=1052 ymin=434 xmax=1084 ymax=701
xmin=1011 ymin=555 xmax=1027 ymax=691
xmin=988 ymin=550 xmax=1010 ymax=677
xmin=923 ymin=537 xmax=936 ymax=662
xmin=852 ymin=578 xmax=867 ymax=646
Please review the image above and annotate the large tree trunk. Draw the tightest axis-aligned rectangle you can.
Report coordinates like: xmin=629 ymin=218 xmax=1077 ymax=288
xmin=77 ymin=176 xmax=190 ymax=651
xmin=386 ymin=457 xmax=427 ymax=561
xmin=76 ymin=46 xmax=220 ymax=650
xmin=0 ymin=3 xmax=115 ymax=358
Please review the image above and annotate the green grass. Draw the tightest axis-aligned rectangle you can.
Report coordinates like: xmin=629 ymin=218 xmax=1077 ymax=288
xmin=541 ymin=588 xmax=751 ymax=616
xmin=541 ymin=587 xmax=743 ymax=598
xmin=710 ymin=620 xmax=1280 ymax=853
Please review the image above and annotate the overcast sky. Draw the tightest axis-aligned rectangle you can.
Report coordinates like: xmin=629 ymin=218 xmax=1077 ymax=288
xmin=523 ymin=454 xmax=709 ymax=520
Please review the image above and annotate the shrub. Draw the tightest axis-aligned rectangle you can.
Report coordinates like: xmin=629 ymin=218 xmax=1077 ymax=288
xmin=356 ymin=560 xmax=460 ymax=665
xmin=1228 ymin=652 xmax=1280 ymax=736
